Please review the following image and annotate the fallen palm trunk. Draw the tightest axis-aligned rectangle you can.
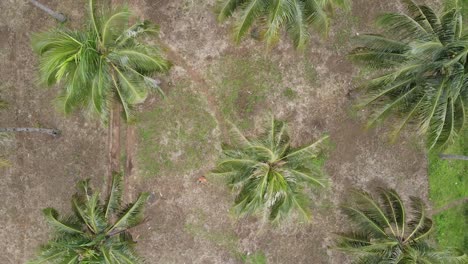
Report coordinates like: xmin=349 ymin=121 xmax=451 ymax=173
xmin=28 ymin=0 xmax=67 ymax=22
xmin=438 ymin=154 xmax=468 ymax=161
xmin=0 ymin=127 xmax=60 ymax=137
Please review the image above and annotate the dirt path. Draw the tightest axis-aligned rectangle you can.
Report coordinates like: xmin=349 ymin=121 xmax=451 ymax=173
xmin=162 ymin=44 xmax=227 ymax=136
xmin=121 ymin=42 xmax=228 ymax=200
xmin=121 ymin=37 xmax=229 ymax=198
xmin=111 ymin=0 xmax=229 ymax=198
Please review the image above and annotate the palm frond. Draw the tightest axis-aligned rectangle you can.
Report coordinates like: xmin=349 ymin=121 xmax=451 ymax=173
xmin=378 ymin=188 xmax=406 ymax=237
xmin=377 ymin=12 xmax=430 ymax=41
xmin=405 ymin=196 xmax=433 ymax=242
xmin=110 ymin=248 xmax=142 ymax=264
xmin=340 ymin=205 xmax=388 ymax=238
xmin=402 ymin=0 xmax=437 ymax=34
xmin=283 ymin=134 xmax=328 ymax=164
xmin=303 ymin=0 xmax=329 ymax=35
xmin=101 ymin=9 xmax=131 ymax=47
xmin=111 ymin=192 xmax=150 ymax=231
xmin=227 ymin=121 xmax=252 ymax=147
xmin=444 ymin=0 xmax=463 ymax=12
xmin=217 ymin=0 xmax=246 ymax=21
xmin=234 ymin=0 xmax=265 ymax=42
xmin=438 ymin=9 xmax=462 ymax=44
xmin=428 ymin=248 xmax=468 ymax=264
xmin=105 ymin=173 xmax=124 ymax=219
xmin=288 ymin=0 xmax=309 ymax=49
xmin=42 ymin=208 xmax=83 ymax=234
xmin=110 ymin=47 xmax=170 ymax=73
xmin=27 ymin=246 xmax=75 ymax=264
xmin=263 ymin=0 xmax=288 ymax=47
xmin=90 ymin=59 xmax=111 ymax=121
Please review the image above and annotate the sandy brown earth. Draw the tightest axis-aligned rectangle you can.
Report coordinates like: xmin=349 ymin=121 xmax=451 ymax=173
xmin=0 ymin=0 xmax=436 ymax=263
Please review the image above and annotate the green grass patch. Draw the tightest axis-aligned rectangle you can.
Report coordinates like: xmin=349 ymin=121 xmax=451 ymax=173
xmin=332 ymin=15 xmax=360 ymax=51
xmin=303 ymin=58 xmax=319 ymax=86
xmin=208 ymin=55 xmax=282 ymax=130
xmin=136 ymin=82 xmax=218 ymax=178
xmin=185 ymin=210 xmax=266 ymax=263
xmin=428 ymin=134 xmax=467 ymax=251
xmin=282 ymin=87 xmax=297 ymax=100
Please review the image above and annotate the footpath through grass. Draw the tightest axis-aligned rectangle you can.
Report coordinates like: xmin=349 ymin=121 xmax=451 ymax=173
xmin=428 ymin=134 xmax=467 ymax=252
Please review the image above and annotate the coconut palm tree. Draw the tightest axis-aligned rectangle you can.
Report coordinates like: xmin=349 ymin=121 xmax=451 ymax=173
xmin=28 ymin=173 xmax=150 ymax=264
xmin=350 ymin=0 xmax=468 ymax=150
xmin=216 ymin=0 xmax=350 ymax=49
xmin=32 ymin=0 xmax=169 ymax=122
xmin=212 ymin=118 xmax=329 ymax=222
xmin=32 ymin=0 xmax=170 ymax=176
xmin=335 ymin=188 xmax=467 ymax=263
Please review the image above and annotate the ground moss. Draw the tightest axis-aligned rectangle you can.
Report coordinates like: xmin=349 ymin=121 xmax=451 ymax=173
xmin=185 ymin=213 xmax=266 ymax=264
xmin=208 ymin=55 xmax=282 ymax=130
xmin=136 ymin=82 xmax=218 ymax=178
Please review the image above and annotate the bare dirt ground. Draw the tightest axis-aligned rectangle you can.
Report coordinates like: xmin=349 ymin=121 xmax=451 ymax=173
xmin=0 ymin=0 xmax=436 ymax=263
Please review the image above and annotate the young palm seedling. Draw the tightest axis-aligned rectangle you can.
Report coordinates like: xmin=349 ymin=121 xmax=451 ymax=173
xmin=335 ymin=188 xmax=467 ymax=263
xmin=28 ymin=174 xmax=150 ymax=263
xmin=212 ymin=118 xmax=329 ymax=223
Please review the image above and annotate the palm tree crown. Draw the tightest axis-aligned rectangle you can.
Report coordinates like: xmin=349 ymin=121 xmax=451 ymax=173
xmin=212 ymin=118 xmax=329 ymax=222
xmin=33 ymin=0 xmax=170 ymax=122
xmin=350 ymin=0 xmax=468 ymax=150
xmin=335 ymin=188 xmax=467 ymax=263
xmin=216 ymin=0 xmax=350 ymax=49
xmin=28 ymin=174 xmax=150 ymax=263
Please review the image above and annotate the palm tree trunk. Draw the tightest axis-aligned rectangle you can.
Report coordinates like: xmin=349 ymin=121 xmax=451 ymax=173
xmin=108 ymin=103 xmax=121 ymax=179
xmin=28 ymin=0 xmax=67 ymax=23
xmin=0 ymin=127 xmax=60 ymax=137
xmin=125 ymin=125 xmax=135 ymax=177
xmin=124 ymin=124 xmax=136 ymax=199
xmin=438 ymin=154 xmax=468 ymax=161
